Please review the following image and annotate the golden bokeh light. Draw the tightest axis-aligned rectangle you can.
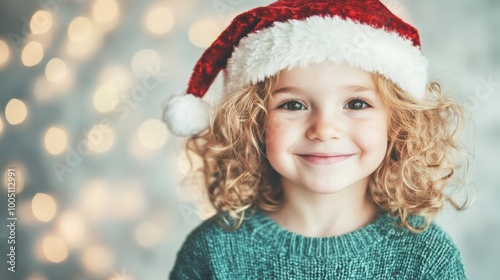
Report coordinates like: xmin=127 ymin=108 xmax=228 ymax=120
xmin=5 ymin=98 xmax=28 ymax=125
xmin=42 ymin=236 xmax=68 ymax=263
xmin=135 ymin=221 xmax=162 ymax=247
xmin=45 ymin=58 xmax=67 ymax=82
xmin=79 ymin=179 xmax=109 ymax=221
xmin=93 ymin=0 xmax=120 ymax=32
xmin=57 ymin=211 xmax=87 ymax=249
xmin=34 ymin=71 xmax=74 ymax=101
xmin=93 ymin=84 xmax=120 ymax=113
xmin=128 ymin=135 xmax=158 ymax=159
xmin=68 ymin=17 xmax=93 ymax=43
xmin=44 ymin=126 xmax=68 ymax=155
xmin=0 ymin=39 xmax=10 ymax=67
xmin=30 ymin=10 xmax=53 ymax=35
xmin=88 ymin=123 xmax=115 ymax=153
xmin=27 ymin=273 xmax=49 ymax=280
xmin=31 ymin=193 xmax=57 ymax=222
xmin=109 ymin=273 xmax=133 ymax=280
xmin=177 ymin=149 xmax=204 ymax=175
xmin=21 ymin=41 xmax=44 ymax=67
xmin=188 ymin=21 xmax=220 ymax=48
xmin=110 ymin=183 xmax=145 ymax=220
xmin=99 ymin=65 xmax=132 ymax=93
xmin=145 ymin=6 xmax=175 ymax=34
xmin=3 ymin=163 xmax=26 ymax=194
xmin=80 ymin=245 xmax=114 ymax=277
xmin=65 ymin=32 xmax=102 ymax=60
xmin=131 ymin=49 xmax=160 ymax=76
xmin=137 ymin=119 xmax=168 ymax=149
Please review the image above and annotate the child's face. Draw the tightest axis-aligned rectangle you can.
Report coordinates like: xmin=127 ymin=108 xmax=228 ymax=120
xmin=265 ymin=62 xmax=389 ymax=195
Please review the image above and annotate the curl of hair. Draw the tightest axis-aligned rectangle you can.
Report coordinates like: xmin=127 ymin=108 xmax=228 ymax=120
xmin=370 ymin=74 xmax=467 ymax=232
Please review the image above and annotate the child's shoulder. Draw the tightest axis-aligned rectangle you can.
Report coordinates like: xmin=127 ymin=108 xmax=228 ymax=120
xmin=385 ymin=214 xmax=463 ymax=265
xmin=395 ymin=215 xmax=459 ymax=250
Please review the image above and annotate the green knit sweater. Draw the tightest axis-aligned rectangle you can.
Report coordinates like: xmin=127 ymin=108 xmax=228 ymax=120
xmin=170 ymin=207 xmax=466 ymax=279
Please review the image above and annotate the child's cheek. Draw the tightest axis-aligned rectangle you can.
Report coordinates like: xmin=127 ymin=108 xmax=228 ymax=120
xmin=265 ymin=114 xmax=290 ymax=145
xmin=356 ymin=120 xmax=389 ymax=154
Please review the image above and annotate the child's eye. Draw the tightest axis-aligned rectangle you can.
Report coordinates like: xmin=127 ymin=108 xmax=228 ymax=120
xmin=345 ymin=99 xmax=370 ymax=110
xmin=278 ymin=100 xmax=306 ymax=111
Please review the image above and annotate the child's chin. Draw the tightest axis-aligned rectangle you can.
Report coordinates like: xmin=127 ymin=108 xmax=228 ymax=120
xmin=301 ymin=182 xmax=353 ymax=195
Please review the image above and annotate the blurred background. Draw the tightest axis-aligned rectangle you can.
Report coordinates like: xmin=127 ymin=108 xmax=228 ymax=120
xmin=0 ymin=0 xmax=498 ymax=279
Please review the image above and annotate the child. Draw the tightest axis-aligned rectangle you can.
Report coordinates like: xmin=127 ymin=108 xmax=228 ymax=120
xmin=164 ymin=0 xmax=467 ymax=279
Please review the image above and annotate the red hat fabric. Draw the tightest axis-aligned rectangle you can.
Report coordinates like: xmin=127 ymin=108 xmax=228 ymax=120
xmin=164 ymin=0 xmax=429 ymax=137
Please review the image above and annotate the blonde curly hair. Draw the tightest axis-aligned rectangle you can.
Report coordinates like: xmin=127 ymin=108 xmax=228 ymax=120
xmin=184 ymin=73 xmax=466 ymax=233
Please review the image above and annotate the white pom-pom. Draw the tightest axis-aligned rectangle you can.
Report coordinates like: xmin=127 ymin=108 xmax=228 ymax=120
xmin=163 ymin=93 xmax=210 ymax=137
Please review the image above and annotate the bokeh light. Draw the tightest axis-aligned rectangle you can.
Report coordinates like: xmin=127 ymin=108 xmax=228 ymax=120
xmin=131 ymin=49 xmax=160 ymax=76
xmin=145 ymin=6 xmax=175 ymax=34
xmin=65 ymin=32 xmax=102 ymax=59
xmin=68 ymin=17 xmax=93 ymax=43
xmin=45 ymin=58 xmax=68 ymax=82
xmin=57 ymin=211 xmax=87 ymax=249
xmin=0 ymin=39 xmax=10 ymax=67
xmin=188 ymin=21 xmax=220 ymax=48
xmin=21 ymin=41 xmax=44 ymax=67
xmin=135 ymin=221 xmax=162 ymax=247
xmin=30 ymin=10 xmax=53 ymax=35
xmin=129 ymin=134 xmax=158 ymax=159
xmin=88 ymin=123 xmax=115 ymax=153
xmin=79 ymin=179 xmax=109 ymax=221
xmin=99 ymin=65 xmax=132 ymax=93
xmin=80 ymin=245 xmax=114 ymax=277
xmin=5 ymin=98 xmax=28 ymax=125
xmin=109 ymin=273 xmax=133 ymax=280
xmin=26 ymin=273 xmax=49 ymax=280
xmin=44 ymin=126 xmax=69 ymax=155
xmin=35 ymin=70 xmax=74 ymax=100
xmin=110 ymin=183 xmax=145 ymax=220
xmin=93 ymin=0 xmax=120 ymax=32
xmin=93 ymin=84 xmax=120 ymax=113
xmin=3 ymin=163 xmax=26 ymax=194
xmin=32 ymin=193 xmax=57 ymax=222
xmin=43 ymin=236 xmax=68 ymax=263
xmin=137 ymin=119 xmax=168 ymax=149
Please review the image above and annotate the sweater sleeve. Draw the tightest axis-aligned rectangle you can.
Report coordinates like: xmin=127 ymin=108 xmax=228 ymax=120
xmin=169 ymin=230 xmax=211 ymax=280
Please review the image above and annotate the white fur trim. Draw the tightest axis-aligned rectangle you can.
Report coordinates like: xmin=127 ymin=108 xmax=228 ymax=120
xmin=163 ymin=93 xmax=210 ymax=137
xmin=225 ymin=16 xmax=429 ymax=98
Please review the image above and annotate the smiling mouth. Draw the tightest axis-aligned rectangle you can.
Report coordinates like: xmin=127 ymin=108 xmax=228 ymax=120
xmin=296 ymin=154 xmax=354 ymax=165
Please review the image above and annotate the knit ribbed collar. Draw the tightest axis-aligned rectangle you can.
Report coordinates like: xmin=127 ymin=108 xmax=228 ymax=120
xmin=245 ymin=207 xmax=400 ymax=259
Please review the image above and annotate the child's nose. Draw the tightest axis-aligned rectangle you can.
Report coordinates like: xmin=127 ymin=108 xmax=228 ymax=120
xmin=305 ymin=111 xmax=345 ymax=141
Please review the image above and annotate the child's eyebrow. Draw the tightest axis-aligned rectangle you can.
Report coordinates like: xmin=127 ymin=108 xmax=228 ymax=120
xmin=343 ymin=85 xmax=377 ymax=93
xmin=272 ymin=86 xmax=304 ymax=95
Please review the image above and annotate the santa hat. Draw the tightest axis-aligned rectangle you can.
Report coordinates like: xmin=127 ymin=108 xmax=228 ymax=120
xmin=163 ymin=0 xmax=429 ymax=137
